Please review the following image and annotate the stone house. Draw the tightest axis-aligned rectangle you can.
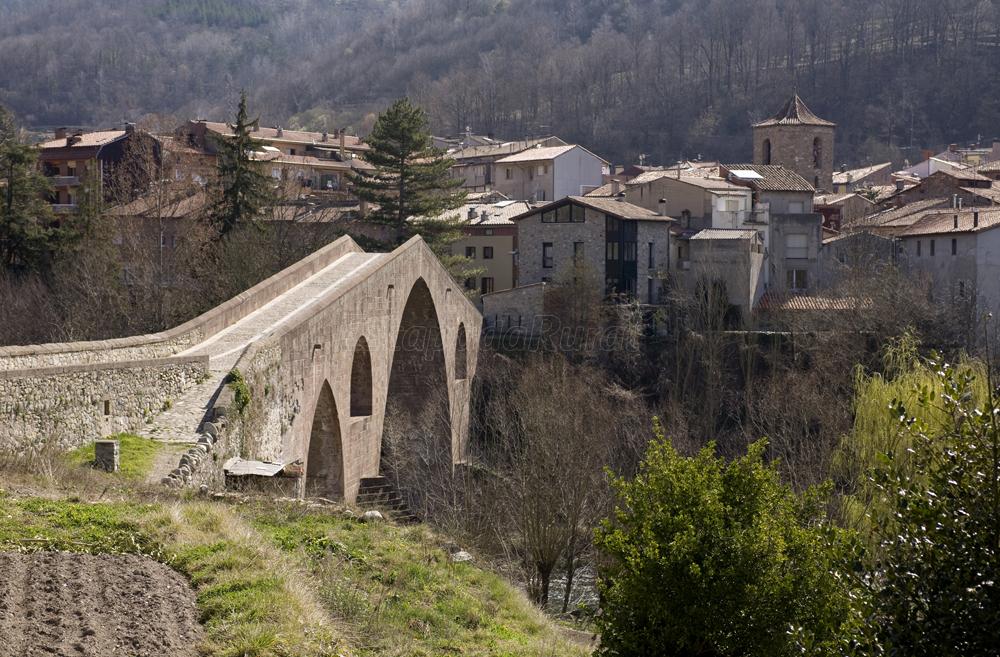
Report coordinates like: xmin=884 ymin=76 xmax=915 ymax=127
xmin=493 ymin=145 xmax=608 ymax=202
xmin=832 ymin=162 xmax=892 ymax=194
xmin=889 ymin=168 xmax=994 ymax=208
xmin=814 ymin=192 xmax=876 ymax=231
xmin=752 ymin=94 xmax=835 ymax=192
xmin=897 ymin=209 xmax=1000 ymax=320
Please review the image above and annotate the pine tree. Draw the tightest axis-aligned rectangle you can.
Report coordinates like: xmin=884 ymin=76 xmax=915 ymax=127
xmin=208 ymin=91 xmax=274 ymax=237
xmin=0 ymin=105 xmax=64 ymax=273
xmin=349 ymin=98 xmax=466 ymax=246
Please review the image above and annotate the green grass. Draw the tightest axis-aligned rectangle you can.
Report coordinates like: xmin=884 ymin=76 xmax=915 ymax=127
xmin=65 ymin=433 xmax=169 ymax=480
xmin=0 ymin=496 xmax=342 ymax=657
xmin=251 ymin=505 xmax=589 ymax=657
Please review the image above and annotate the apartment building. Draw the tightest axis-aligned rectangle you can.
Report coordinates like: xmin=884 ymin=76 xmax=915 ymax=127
xmin=493 ymin=145 xmax=607 ymax=202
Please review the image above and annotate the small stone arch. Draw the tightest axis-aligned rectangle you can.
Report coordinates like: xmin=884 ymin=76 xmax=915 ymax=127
xmin=455 ymin=324 xmax=468 ymax=380
xmin=306 ymin=381 xmax=344 ymax=499
xmin=350 ymin=336 xmax=373 ymax=417
xmin=763 ymin=138 xmax=772 ymax=165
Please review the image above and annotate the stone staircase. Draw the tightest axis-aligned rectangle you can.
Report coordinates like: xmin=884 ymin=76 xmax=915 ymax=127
xmin=356 ymin=476 xmax=418 ymax=523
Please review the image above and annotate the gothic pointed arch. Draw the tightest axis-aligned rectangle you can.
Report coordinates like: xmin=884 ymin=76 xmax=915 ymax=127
xmin=455 ymin=323 xmax=468 ymax=380
xmin=306 ymin=381 xmax=344 ymax=499
xmin=350 ymin=336 xmax=373 ymax=417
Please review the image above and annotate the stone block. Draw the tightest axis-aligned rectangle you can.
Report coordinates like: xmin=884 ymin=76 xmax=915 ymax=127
xmin=94 ymin=440 xmax=119 ymax=473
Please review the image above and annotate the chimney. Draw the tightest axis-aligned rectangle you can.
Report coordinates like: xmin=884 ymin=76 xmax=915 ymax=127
xmin=54 ymin=127 xmax=67 ymax=140
xmin=974 ymin=210 xmax=979 ymax=227
xmin=67 ymin=129 xmax=83 ymax=146
xmin=616 ymin=191 xmax=627 ymax=203
xmin=276 ymin=126 xmax=283 ymax=137
xmin=124 ymin=122 xmax=135 ymax=135
xmin=840 ymin=163 xmax=847 ymax=173
xmin=321 ymin=130 xmax=329 ymax=142
xmin=339 ymin=128 xmax=346 ymax=159
xmin=658 ymin=198 xmax=668 ymax=217
xmin=953 ymin=194 xmax=959 ymax=209
xmin=895 ymin=179 xmax=905 ymax=192
xmin=467 ymin=207 xmax=477 ymax=221
xmin=611 ymin=179 xmax=622 ymax=196
xmin=949 ymin=143 xmax=959 ymax=152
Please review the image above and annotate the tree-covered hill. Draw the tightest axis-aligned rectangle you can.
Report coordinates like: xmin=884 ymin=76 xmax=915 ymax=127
xmin=2 ymin=0 xmax=999 ymax=165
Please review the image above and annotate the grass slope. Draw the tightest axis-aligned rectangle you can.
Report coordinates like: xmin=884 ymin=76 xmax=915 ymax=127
xmin=65 ymin=433 xmax=172 ymax=480
xmin=0 ymin=489 xmax=588 ymax=656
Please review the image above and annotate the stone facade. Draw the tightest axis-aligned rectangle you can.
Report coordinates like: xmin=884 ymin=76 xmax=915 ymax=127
xmin=754 ymin=124 xmax=835 ymax=192
xmin=0 ymin=357 xmax=208 ymax=452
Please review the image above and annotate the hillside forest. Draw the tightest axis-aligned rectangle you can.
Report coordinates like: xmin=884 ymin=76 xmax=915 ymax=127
xmin=2 ymin=0 xmax=1000 ymax=166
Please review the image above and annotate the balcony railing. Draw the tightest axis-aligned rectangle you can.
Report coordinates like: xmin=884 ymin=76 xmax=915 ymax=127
xmin=50 ymin=176 xmax=80 ymax=187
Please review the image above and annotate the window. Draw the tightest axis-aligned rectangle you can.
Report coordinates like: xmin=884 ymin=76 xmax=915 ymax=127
xmin=812 ymin=137 xmax=822 ymax=168
xmin=483 ymin=246 xmax=494 ymax=259
xmin=930 ymin=240 xmax=936 ymax=256
xmin=573 ymin=241 xmax=585 ymax=262
xmin=648 ymin=242 xmax=655 ymax=268
xmin=572 ymin=205 xmax=586 ymax=222
xmin=762 ymin=139 xmax=772 ymax=165
xmin=541 ymin=210 xmax=555 ymax=223
xmin=484 ymin=228 xmax=494 ymax=236
xmin=465 ymin=246 xmax=476 ymax=259
xmin=606 ymin=242 xmax=619 ymax=260
xmin=480 ymin=277 xmax=494 ymax=295
xmin=542 ymin=242 xmax=553 ymax=268
xmin=290 ymin=148 xmax=296 ymax=155
xmin=917 ymin=240 xmax=922 ymax=256
xmin=623 ymin=242 xmax=637 ymax=262
xmin=464 ymin=277 xmax=476 ymax=290
xmin=557 ymin=205 xmax=571 ymax=222
xmin=785 ymin=234 xmax=808 ymax=259
xmin=952 ymin=238 xmax=957 ymax=255
xmin=787 ymin=269 xmax=808 ymax=292
xmin=505 ymin=168 xmax=512 ymax=180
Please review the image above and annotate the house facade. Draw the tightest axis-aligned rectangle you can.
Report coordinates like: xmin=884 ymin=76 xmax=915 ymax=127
xmin=493 ymin=145 xmax=607 ymax=202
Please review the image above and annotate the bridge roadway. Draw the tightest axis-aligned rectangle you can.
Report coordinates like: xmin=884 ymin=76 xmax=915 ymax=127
xmin=138 ymin=251 xmax=387 ymax=472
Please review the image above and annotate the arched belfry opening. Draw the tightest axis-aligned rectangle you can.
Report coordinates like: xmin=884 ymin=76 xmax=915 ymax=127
xmin=812 ymin=137 xmax=822 ymax=168
xmin=763 ymin=138 xmax=772 ymax=165
xmin=381 ymin=278 xmax=451 ymax=515
xmin=305 ymin=381 xmax=344 ymax=499
xmin=350 ymin=337 xmax=373 ymax=416
xmin=455 ymin=324 xmax=468 ymax=380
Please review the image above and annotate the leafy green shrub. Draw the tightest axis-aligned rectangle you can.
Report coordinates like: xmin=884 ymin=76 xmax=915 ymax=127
xmin=227 ymin=369 xmax=251 ymax=416
xmin=595 ymin=419 xmax=871 ymax=657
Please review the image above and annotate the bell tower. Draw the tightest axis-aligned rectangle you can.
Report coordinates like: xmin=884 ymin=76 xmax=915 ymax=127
xmin=752 ymin=94 xmax=835 ymax=192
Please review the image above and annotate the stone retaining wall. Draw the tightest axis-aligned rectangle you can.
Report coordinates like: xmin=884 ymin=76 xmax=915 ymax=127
xmin=0 ymin=357 xmax=209 ymax=452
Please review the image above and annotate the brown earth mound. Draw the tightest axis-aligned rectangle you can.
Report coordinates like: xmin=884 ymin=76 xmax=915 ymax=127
xmin=0 ymin=551 xmax=202 ymax=657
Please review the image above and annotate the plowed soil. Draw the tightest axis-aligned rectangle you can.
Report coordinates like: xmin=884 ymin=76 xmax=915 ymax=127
xmin=0 ymin=552 xmax=202 ymax=657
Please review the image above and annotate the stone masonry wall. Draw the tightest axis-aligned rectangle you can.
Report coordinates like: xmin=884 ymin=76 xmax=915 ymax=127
xmin=0 ymin=357 xmax=209 ymax=452
xmin=753 ymin=124 xmax=834 ymax=192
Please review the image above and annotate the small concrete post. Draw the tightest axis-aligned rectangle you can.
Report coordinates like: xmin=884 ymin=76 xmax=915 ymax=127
xmin=94 ymin=440 xmax=120 ymax=473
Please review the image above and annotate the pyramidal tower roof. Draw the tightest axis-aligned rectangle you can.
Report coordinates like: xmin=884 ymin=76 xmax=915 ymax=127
xmin=753 ymin=94 xmax=835 ymax=128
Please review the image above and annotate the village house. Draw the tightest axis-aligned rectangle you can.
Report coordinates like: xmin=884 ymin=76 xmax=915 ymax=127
xmin=36 ymin=124 xmax=158 ymax=212
xmin=897 ymin=208 xmax=1000 ymax=320
xmin=445 ymin=137 xmax=567 ymax=191
xmin=814 ymin=192 xmax=876 ymax=231
xmin=493 ymin=144 xmax=608 ymax=202
xmin=832 ymin=162 xmax=893 ymax=194
xmin=682 ymin=229 xmax=766 ymax=317
xmin=720 ymin=163 xmax=822 ymax=294
xmin=888 ymin=167 xmax=995 ymax=209
xmin=614 ymin=170 xmax=756 ymax=232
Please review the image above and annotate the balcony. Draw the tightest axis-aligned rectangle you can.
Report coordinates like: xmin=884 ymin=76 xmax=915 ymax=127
xmin=50 ymin=176 xmax=80 ymax=187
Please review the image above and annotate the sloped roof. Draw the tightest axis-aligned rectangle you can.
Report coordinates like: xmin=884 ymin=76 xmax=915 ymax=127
xmin=107 ymin=188 xmax=208 ymax=218
xmin=758 ymin=292 xmax=870 ymax=311
xmin=815 ymin=192 xmax=872 ymax=207
xmin=585 ymin=182 xmax=616 ymax=197
xmin=495 ymin=144 xmax=580 ymax=163
xmin=976 ymin=160 xmax=1000 ymax=174
xmin=721 ymin=164 xmax=815 ymax=192
xmin=449 ymin=137 xmax=564 ymax=161
xmin=421 ymin=201 xmax=533 ymax=226
xmin=851 ymin=198 xmax=950 ymax=229
xmin=753 ymin=94 xmax=835 ymax=128
xmin=901 ymin=209 xmax=1000 ymax=236
xmin=832 ymin=162 xmax=892 ymax=185
xmin=630 ymin=170 xmax=745 ymax=192
xmin=510 ymin=195 xmax=671 ymax=222
xmin=200 ymin=121 xmax=369 ymax=151
xmin=690 ymin=228 xmax=759 ymax=240
xmin=39 ymin=130 xmax=127 ymax=149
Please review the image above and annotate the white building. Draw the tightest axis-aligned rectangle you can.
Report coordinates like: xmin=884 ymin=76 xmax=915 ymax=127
xmin=493 ymin=144 xmax=608 ymax=202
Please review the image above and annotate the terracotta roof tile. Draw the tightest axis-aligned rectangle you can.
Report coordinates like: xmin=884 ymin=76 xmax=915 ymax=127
xmin=900 ymin=209 xmax=1000 ymax=236
xmin=752 ymin=94 xmax=835 ymax=128
xmin=832 ymin=162 xmax=891 ymax=185
xmin=39 ymin=130 xmax=126 ymax=149
xmin=720 ymin=164 xmax=815 ymax=192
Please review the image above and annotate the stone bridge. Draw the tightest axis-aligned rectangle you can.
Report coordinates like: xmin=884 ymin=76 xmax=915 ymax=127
xmin=0 ymin=236 xmax=481 ymax=501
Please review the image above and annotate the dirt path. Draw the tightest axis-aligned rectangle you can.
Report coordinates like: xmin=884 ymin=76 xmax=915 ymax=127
xmin=0 ymin=552 xmax=202 ymax=657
